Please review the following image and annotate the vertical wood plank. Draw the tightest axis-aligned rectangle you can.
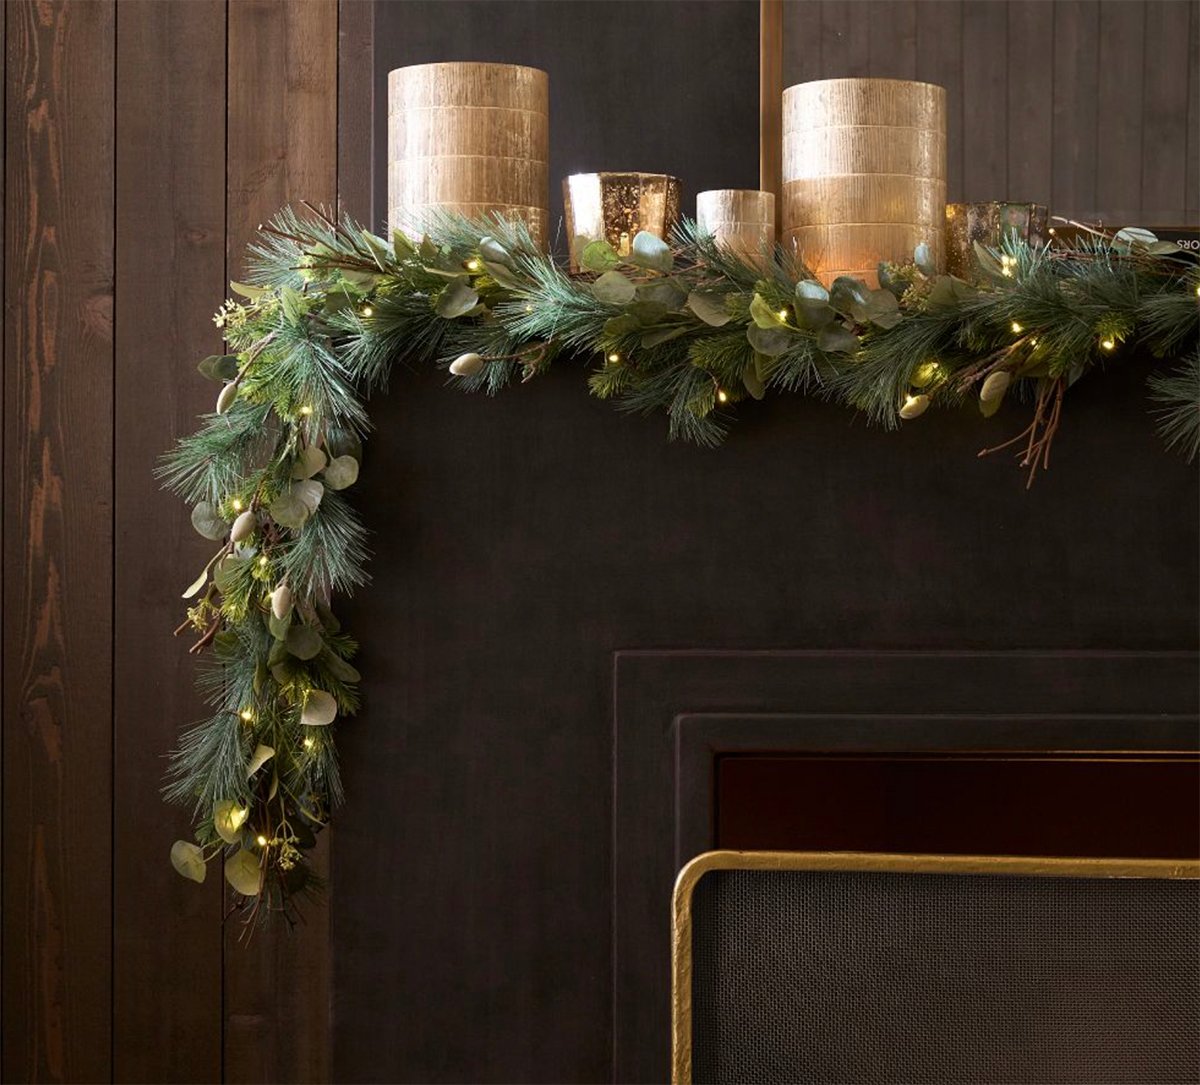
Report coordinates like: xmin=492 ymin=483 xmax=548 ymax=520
xmin=760 ymin=0 xmax=783 ymax=218
xmin=338 ymin=0 xmax=375 ymax=227
xmin=916 ymin=0 xmax=964 ymax=202
xmin=1096 ymin=1 xmax=1146 ymax=219
xmin=1007 ymin=1 xmax=1053 ymax=204
xmin=1141 ymin=1 xmax=1192 ymax=222
xmin=2 ymin=1 xmax=114 ymax=1081
xmin=961 ymin=0 xmax=1008 ymax=201
xmin=1188 ymin=1 xmax=1200 ymax=215
xmin=112 ymin=3 xmax=226 ymax=1079
xmin=225 ymin=2 xmax=338 ymax=1081
xmin=867 ymin=0 xmax=916 ymax=79
xmin=1051 ymin=1 xmax=1099 ymax=216
xmin=820 ymin=0 xmax=870 ymax=76
xmin=781 ymin=0 xmax=824 ymax=86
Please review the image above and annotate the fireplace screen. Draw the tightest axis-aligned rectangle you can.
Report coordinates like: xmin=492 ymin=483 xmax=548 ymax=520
xmin=673 ymin=852 xmax=1200 ymax=1084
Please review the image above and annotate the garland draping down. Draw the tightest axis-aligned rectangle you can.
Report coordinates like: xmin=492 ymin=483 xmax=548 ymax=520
xmin=160 ymin=205 xmax=1199 ymax=926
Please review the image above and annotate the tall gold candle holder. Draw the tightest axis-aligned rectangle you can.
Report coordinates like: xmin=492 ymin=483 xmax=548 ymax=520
xmin=696 ymin=190 xmax=776 ymax=265
xmin=563 ymin=172 xmax=682 ymax=272
xmin=388 ymin=62 xmax=549 ymax=247
xmin=782 ymin=78 xmax=946 ymax=287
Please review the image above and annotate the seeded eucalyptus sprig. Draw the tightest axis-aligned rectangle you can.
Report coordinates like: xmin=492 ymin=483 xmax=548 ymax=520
xmin=161 ymin=206 xmax=1197 ymax=928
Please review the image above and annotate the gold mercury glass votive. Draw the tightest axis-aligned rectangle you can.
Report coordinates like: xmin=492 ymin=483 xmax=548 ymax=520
xmin=782 ymin=77 xmax=947 ymax=287
xmin=388 ymin=62 xmax=550 ymax=247
xmin=563 ymin=172 xmax=682 ymax=272
xmin=696 ymin=190 xmax=776 ymax=266
xmin=945 ymin=202 xmax=1050 ymax=279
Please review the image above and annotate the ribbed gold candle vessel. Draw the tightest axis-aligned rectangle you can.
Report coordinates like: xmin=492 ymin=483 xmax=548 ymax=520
xmin=388 ymin=62 xmax=549 ymax=246
xmin=782 ymin=78 xmax=946 ymax=287
xmin=696 ymin=190 xmax=776 ymax=265
xmin=563 ymin=172 xmax=681 ymax=272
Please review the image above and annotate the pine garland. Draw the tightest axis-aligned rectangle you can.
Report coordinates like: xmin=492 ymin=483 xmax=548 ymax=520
xmin=161 ymin=205 xmax=1198 ymax=924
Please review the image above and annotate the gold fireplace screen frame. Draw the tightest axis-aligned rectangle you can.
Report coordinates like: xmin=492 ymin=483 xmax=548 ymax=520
xmin=671 ymin=850 xmax=1200 ymax=1084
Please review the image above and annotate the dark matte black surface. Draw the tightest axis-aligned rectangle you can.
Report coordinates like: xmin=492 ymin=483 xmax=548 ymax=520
xmin=339 ymin=4 xmax=1200 ymax=1082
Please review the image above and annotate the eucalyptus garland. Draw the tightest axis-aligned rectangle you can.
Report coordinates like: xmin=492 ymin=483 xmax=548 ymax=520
xmin=161 ymin=204 xmax=1198 ymax=925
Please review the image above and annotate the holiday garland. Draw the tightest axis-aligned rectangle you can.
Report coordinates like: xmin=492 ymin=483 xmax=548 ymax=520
xmin=161 ymin=205 xmax=1198 ymax=925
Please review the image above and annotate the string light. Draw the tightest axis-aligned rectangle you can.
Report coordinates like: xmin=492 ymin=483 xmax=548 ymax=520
xmin=777 ymin=308 xmax=789 ymax=321
xmin=1100 ymin=337 xmax=1116 ymax=350
xmin=298 ymin=405 xmax=313 ymax=416
xmin=1000 ymin=254 xmax=1015 ymax=277
xmin=239 ymin=708 xmax=254 ymax=722
xmin=303 ymin=737 xmax=314 ymax=749
xmin=258 ymin=555 xmax=268 ymax=568
xmin=524 ymin=303 xmax=534 ymax=312
xmin=231 ymin=498 xmax=244 ymax=512
xmin=466 ymin=258 xmax=481 ymax=272
xmin=1011 ymin=322 xmax=1023 ymax=334
xmin=717 ymin=389 xmax=729 ymax=403
xmin=360 ymin=305 xmax=373 ymax=318
xmin=256 ymin=835 xmax=268 ymax=847
xmin=1048 ymin=227 xmax=1056 ymax=236
xmin=607 ymin=352 xmax=621 ymax=364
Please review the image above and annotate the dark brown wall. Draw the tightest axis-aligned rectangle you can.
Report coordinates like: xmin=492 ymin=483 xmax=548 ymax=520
xmin=2 ymin=1 xmax=360 ymax=1080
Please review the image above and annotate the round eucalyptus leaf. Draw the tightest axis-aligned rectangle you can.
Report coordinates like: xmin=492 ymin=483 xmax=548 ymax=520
xmin=687 ymin=290 xmax=731 ymax=326
xmin=603 ymin=313 xmax=641 ymax=337
xmin=435 ymin=279 xmax=480 ymax=319
xmin=592 ymin=270 xmax=636 ymax=306
xmin=213 ymin=556 xmax=247 ymax=597
xmin=170 ymin=840 xmax=207 ymax=884
xmin=816 ymin=324 xmax=860 ymax=354
xmin=268 ymin=610 xmax=292 ymax=641
xmin=482 ymin=260 xmax=524 ymax=290
xmin=914 ymin=242 xmax=937 ymax=277
xmin=478 ymin=236 xmax=512 ymax=266
xmin=197 ymin=355 xmax=240 ymax=382
xmin=285 ymin=624 xmax=323 ymax=661
xmin=315 ymin=600 xmax=341 ymax=633
xmin=269 ymin=490 xmax=309 ymax=530
xmin=230 ymin=281 xmax=268 ymax=300
xmin=321 ymin=649 xmax=361 ymax=684
xmin=246 ymin=744 xmax=275 ymax=778
xmin=580 ymin=239 xmax=621 ymax=273
xmin=323 ymin=455 xmax=359 ymax=491
xmin=1113 ymin=227 xmax=1158 ymax=251
xmin=629 ymin=231 xmax=673 ymax=273
xmin=293 ymin=479 xmax=324 ymax=514
xmin=829 ymin=276 xmax=871 ymax=318
xmin=301 ymin=689 xmax=338 ymax=727
xmin=291 ymin=445 xmax=327 ymax=480
xmin=749 ymin=293 xmax=782 ymax=329
xmin=213 ymin=799 xmax=248 ymax=845
xmin=742 ymin=363 xmax=766 ymax=401
xmin=641 ymin=326 xmax=688 ymax=348
xmin=225 ymin=848 xmax=262 ymax=897
xmin=215 ymin=382 xmax=238 ymax=414
xmin=795 ymin=280 xmax=830 ymax=303
xmin=636 ymin=280 xmax=687 ymax=310
xmin=746 ymin=324 xmax=790 ymax=357
xmin=191 ymin=501 xmax=226 ymax=541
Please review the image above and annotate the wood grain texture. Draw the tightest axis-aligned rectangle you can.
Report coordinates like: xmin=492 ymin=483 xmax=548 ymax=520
xmin=867 ymin=0 xmax=915 ymax=79
xmin=225 ymin=2 xmax=338 ymax=1081
xmin=760 ymin=0 xmax=783 ymax=213
xmin=2 ymin=1 xmax=115 ymax=1081
xmin=1096 ymin=1 xmax=1146 ymax=219
xmin=338 ymin=0 xmax=375 ymax=226
xmin=112 ymin=3 xmax=226 ymax=1079
xmin=1189 ymin=1 xmax=1200 ymax=214
xmin=1052 ymin=1 xmax=1100 ymax=215
xmin=819 ymin=0 xmax=869 ymax=76
xmin=1007 ymin=1 xmax=1053 ymax=204
xmin=961 ymin=0 xmax=1008 ymax=201
xmin=1141 ymin=1 xmax=1191 ymax=218
xmin=915 ymin=0 xmax=964 ymax=201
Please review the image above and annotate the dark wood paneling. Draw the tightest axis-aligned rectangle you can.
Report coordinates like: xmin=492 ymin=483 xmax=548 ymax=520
xmin=1189 ymin=2 xmax=1200 ymax=214
xmin=113 ymin=3 xmax=227 ymax=1081
xmin=1052 ymin=1 xmax=1100 ymax=216
xmin=1007 ymin=1 xmax=1053 ymax=205
xmin=961 ymin=0 xmax=1008 ymax=201
xmin=2 ymin=1 xmax=115 ymax=1081
xmin=916 ymin=0 xmax=964 ymax=201
xmin=224 ymin=2 xmax=338 ymax=1082
xmin=867 ymin=0 xmax=916 ymax=79
xmin=1096 ymin=2 xmax=1146 ymax=219
xmin=338 ymin=0 xmax=375 ymax=225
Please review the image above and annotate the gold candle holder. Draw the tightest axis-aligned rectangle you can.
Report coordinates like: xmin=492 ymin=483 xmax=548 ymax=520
xmin=696 ymin=190 xmax=776 ymax=265
xmin=388 ymin=62 xmax=550 ymax=247
xmin=945 ymin=202 xmax=1049 ymax=279
xmin=563 ymin=172 xmax=682 ymax=272
xmin=782 ymin=78 xmax=947 ymax=287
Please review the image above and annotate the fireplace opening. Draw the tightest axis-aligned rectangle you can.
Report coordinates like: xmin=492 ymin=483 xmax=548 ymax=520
xmin=715 ymin=752 xmax=1200 ymax=859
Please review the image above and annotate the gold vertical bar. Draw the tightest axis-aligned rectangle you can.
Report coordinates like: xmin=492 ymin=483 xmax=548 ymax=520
xmin=759 ymin=0 xmax=783 ymax=238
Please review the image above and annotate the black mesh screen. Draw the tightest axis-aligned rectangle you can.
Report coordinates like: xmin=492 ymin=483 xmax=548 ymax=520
xmin=690 ymin=868 xmax=1200 ymax=1084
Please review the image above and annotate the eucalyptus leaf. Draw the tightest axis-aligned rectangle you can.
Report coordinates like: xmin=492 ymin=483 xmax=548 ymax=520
xmin=866 ymin=289 xmax=901 ymax=329
xmin=182 ymin=568 xmax=209 ymax=599
xmin=342 ymin=269 xmax=380 ymax=290
xmin=914 ymin=242 xmax=937 ymax=277
xmin=482 ymin=260 xmax=524 ymax=290
xmin=213 ymin=556 xmax=247 ymax=596
xmin=322 ymin=455 xmax=360 ymax=491
xmin=293 ymin=479 xmax=324 ymax=514
xmin=315 ymin=600 xmax=341 ymax=633
xmin=749 ymin=293 xmax=782 ymax=329
xmin=687 ymin=290 xmax=731 ymax=326
xmin=230 ymin=281 xmax=269 ymax=301
xmin=746 ymin=323 xmax=790 ymax=357
xmin=742 ymin=363 xmax=766 ymax=400
xmin=478 ymin=236 xmax=512 ymax=266
xmin=286 ymin=624 xmax=323 ymax=661
xmin=581 ymin=239 xmax=621 ymax=273
xmin=817 ymin=324 xmax=860 ymax=354
xmin=360 ymin=229 xmax=391 ymax=270
xmin=291 ymin=445 xmax=327 ymax=480
xmin=795 ymin=280 xmax=830 ymax=303
xmin=435 ymin=279 xmax=480 ymax=319
xmin=268 ymin=490 xmax=310 ymax=530
xmin=592 ymin=270 xmax=636 ymax=305
xmin=626 ymin=300 xmax=669 ymax=325
xmin=972 ymin=241 xmax=1008 ymax=281
xmin=191 ymin=501 xmax=226 ymax=541
xmin=268 ymin=610 xmax=292 ymax=641
xmin=636 ymin=280 xmax=687 ymax=310
xmin=829 ymin=276 xmax=871 ymax=318
xmin=213 ymin=799 xmax=248 ymax=845
xmin=1146 ymin=240 xmax=1181 ymax=255
xmin=246 ymin=744 xmax=275 ymax=778
xmin=301 ymin=689 xmax=338 ymax=727
xmin=1113 ymin=227 xmax=1158 ymax=252
xmin=641 ymin=326 xmax=689 ymax=348
xmin=603 ymin=314 xmax=642 ymax=337
xmin=629 ymin=231 xmax=673 ymax=273
xmin=170 ymin=840 xmax=206 ymax=884
xmin=225 ymin=848 xmax=262 ymax=897
xmin=321 ymin=649 xmax=361 ymax=684
xmin=197 ymin=354 xmax=240 ymax=382
xmin=392 ymin=229 xmax=416 ymax=258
